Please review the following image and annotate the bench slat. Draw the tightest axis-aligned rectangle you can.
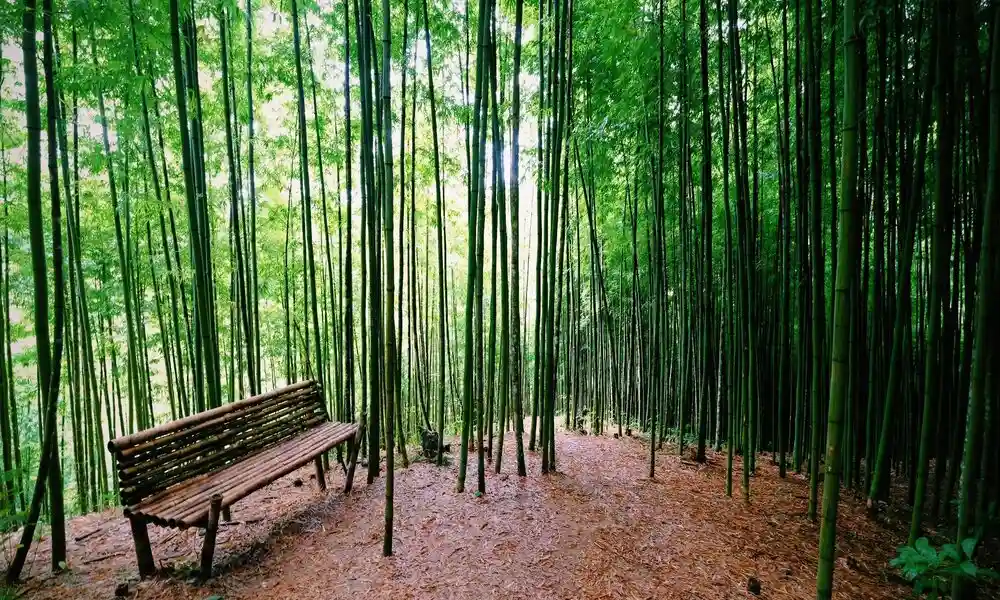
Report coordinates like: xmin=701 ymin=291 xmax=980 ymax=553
xmin=116 ymin=388 xmax=320 ymax=462
xmin=108 ymin=380 xmax=317 ymax=452
xmin=118 ymin=404 xmax=326 ymax=497
xmin=127 ymin=421 xmax=354 ymax=519
xmin=169 ymin=423 xmax=356 ymax=527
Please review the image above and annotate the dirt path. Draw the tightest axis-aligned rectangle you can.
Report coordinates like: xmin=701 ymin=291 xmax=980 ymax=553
xmin=7 ymin=431 xmax=907 ymax=599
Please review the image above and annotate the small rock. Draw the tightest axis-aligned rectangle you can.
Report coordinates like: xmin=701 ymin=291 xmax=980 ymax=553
xmin=747 ymin=576 xmax=762 ymax=596
xmin=292 ymin=479 xmax=303 ymax=487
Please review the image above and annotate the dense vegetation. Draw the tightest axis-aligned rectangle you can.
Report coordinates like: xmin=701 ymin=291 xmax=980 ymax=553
xmin=1 ymin=0 xmax=998 ymax=597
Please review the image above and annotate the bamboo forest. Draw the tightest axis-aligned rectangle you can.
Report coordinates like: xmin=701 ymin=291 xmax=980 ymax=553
xmin=0 ymin=0 xmax=998 ymax=597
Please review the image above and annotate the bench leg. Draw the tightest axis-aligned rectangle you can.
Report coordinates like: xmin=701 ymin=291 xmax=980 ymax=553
xmin=222 ymin=507 xmax=231 ymax=522
xmin=336 ymin=444 xmax=346 ymax=474
xmin=344 ymin=424 xmax=364 ymax=494
xmin=314 ymin=456 xmax=327 ymax=491
xmin=129 ymin=517 xmax=156 ymax=578
xmin=200 ymin=494 xmax=223 ymax=580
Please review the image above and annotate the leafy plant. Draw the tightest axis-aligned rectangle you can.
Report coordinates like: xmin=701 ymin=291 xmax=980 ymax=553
xmin=0 ymin=469 xmax=26 ymax=536
xmin=890 ymin=537 xmax=998 ymax=599
xmin=0 ymin=509 xmax=24 ymax=535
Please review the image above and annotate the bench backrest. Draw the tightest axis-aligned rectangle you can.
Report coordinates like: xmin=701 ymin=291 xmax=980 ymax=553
xmin=108 ymin=380 xmax=328 ymax=507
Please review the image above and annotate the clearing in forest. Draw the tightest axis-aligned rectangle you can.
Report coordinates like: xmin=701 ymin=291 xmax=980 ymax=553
xmin=9 ymin=432 xmax=907 ymax=600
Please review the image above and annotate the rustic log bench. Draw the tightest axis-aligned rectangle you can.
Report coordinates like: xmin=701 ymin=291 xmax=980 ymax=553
xmin=107 ymin=380 xmax=360 ymax=579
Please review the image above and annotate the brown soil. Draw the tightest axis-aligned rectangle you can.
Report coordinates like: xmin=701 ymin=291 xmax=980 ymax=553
xmin=4 ymin=431 xmax=908 ymax=599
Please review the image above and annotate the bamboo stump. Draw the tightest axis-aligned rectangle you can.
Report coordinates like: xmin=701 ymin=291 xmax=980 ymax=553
xmin=129 ymin=517 xmax=156 ymax=578
xmin=200 ymin=494 xmax=223 ymax=579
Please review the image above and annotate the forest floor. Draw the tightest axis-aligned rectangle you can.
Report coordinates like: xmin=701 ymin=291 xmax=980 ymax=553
xmin=4 ymin=429 xmax=910 ymax=600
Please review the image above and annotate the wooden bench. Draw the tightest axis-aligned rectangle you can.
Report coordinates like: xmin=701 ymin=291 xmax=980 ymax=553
xmin=107 ymin=380 xmax=360 ymax=578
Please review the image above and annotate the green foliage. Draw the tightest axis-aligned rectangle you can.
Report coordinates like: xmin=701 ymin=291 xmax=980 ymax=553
xmin=890 ymin=537 xmax=998 ymax=599
xmin=0 ymin=507 xmax=25 ymax=535
xmin=1 ymin=477 xmax=27 ymax=573
xmin=0 ymin=470 xmax=25 ymax=529
xmin=656 ymin=426 xmax=698 ymax=448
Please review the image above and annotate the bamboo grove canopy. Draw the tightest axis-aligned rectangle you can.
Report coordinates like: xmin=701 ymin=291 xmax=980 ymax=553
xmin=1 ymin=0 xmax=999 ymax=598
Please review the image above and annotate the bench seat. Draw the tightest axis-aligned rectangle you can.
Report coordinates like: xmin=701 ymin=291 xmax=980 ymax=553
xmin=126 ymin=421 xmax=358 ymax=529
